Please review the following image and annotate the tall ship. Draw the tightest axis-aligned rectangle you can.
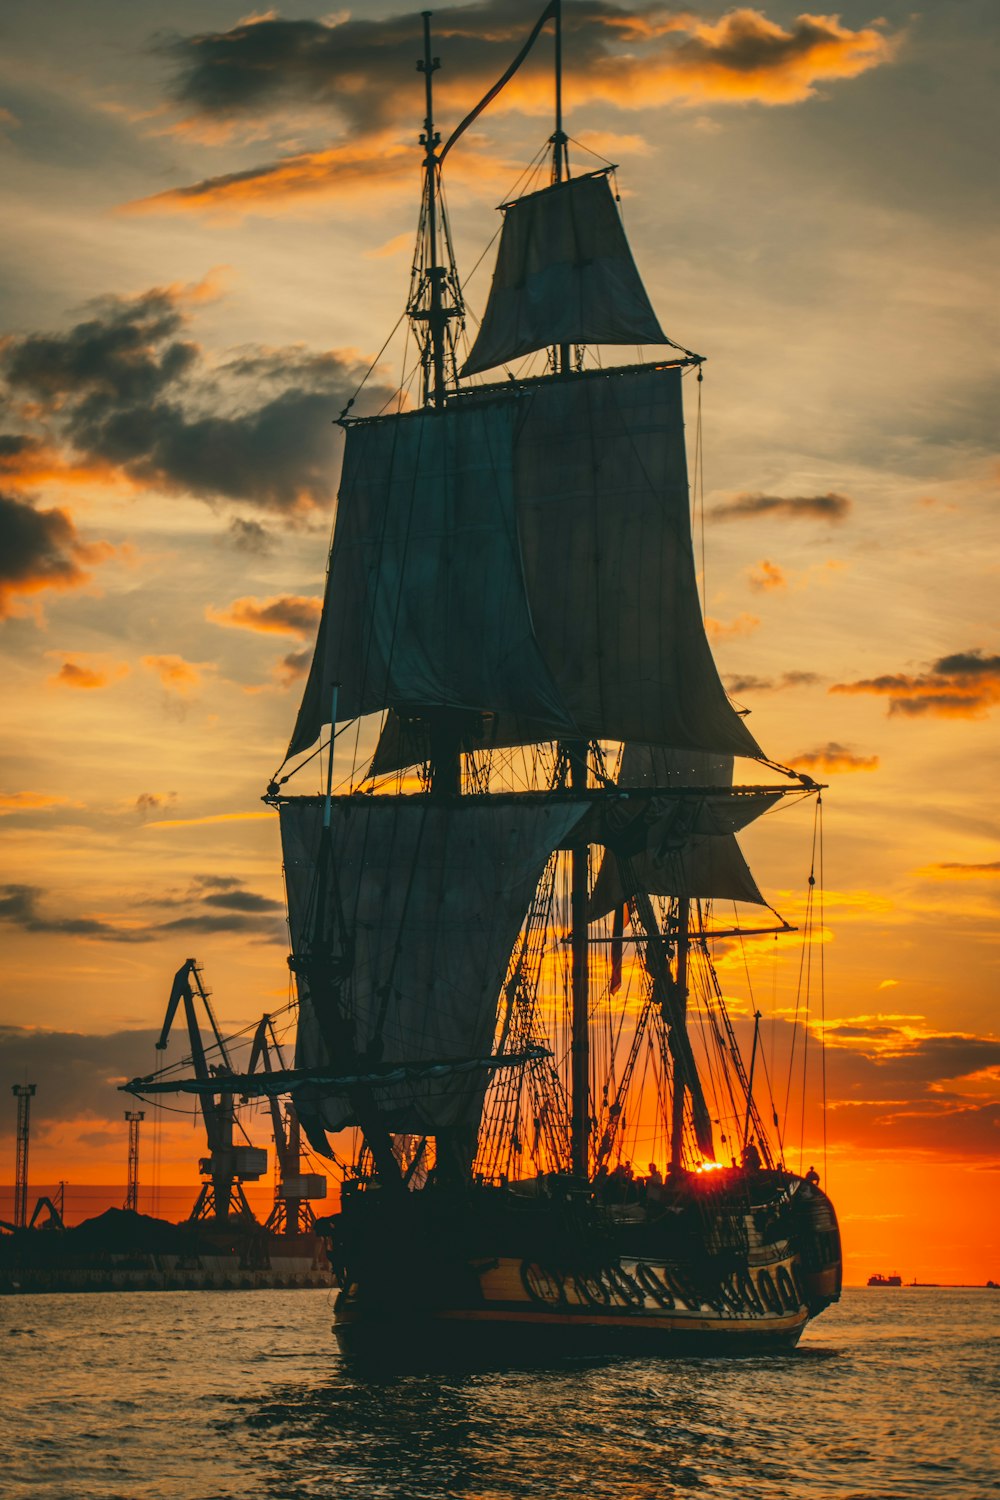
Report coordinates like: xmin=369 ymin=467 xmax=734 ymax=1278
xmin=127 ymin=1 xmax=841 ymax=1352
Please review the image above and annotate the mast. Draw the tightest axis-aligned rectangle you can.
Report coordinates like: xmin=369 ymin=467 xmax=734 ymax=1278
xmin=548 ymin=2 xmax=589 ymax=1181
xmin=417 ymin=12 xmax=446 ymax=407
xmin=569 ymin=743 xmax=590 ymax=1179
xmin=551 ymin=0 xmax=570 ymax=375
xmin=669 ymin=897 xmax=690 ymax=1168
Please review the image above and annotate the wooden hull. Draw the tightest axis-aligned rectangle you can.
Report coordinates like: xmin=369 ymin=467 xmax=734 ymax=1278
xmin=334 ymin=1256 xmax=812 ymax=1355
xmin=327 ymin=1174 xmax=841 ymax=1358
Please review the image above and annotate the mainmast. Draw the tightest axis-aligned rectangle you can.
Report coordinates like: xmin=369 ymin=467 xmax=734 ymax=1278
xmin=412 ymin=11 xmax=463 ymax=409
xmin=547 ymin=1 xmax=590 ymax=1182
xmin=670 ymin=897 xmax=691 ymax=1169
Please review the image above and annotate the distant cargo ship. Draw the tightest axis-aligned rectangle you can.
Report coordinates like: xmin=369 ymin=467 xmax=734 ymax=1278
xmin=867 ymin=1273 xmax=902 ymax=1287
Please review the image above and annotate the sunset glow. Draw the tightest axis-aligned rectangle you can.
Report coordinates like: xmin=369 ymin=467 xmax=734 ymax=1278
xmin=1 ymin=0 xmax=995 ymax=1287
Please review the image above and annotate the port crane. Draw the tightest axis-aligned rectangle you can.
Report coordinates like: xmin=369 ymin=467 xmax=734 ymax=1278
xmin=247 ymin=1014 xmax=326 ymax=1234
xmin=158 ymin=959 xmax=267 ymax=1223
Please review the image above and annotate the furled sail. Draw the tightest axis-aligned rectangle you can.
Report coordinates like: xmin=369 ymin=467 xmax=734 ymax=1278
xmin=338 ymin=365 xmax=762 ymax=771
xmin=461 ymin=172 xmax=669 ymax=377
xmin=279 ymin=795 xmax=589 ymax=1133
xmin=590 ymin=745 xmax=772 ymax=920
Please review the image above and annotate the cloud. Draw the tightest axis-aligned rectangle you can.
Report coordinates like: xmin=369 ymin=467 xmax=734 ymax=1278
xmin=143 ymin=810 xmax=272 ymax=829
xmin=831 ymin=649 xmax=1000 ymax=719
xmin=747 ymin=558 xmax=786 ymax=592
xmin=792 ymin=742 xmax=879 ymax=774
xmin=273 ymin=648 xmax=311 ymax=686
xmin=159 ymin=6 xmax=897 ymax=126
xmin=128 ymin=137 xmax=421 ymax=217
xmin=207 ymin=593 xmax=321 ymax=639
xmin=726 ymin=670 xmax=821 ymax=694
xmin=705 ymin=612 xmax=759 ymax=640
xmin=141 ymin=653 xmax=213 ymax=695
xmin=719 ymin=1010 xmax=1000 ymax=1159
xmin=0 ymin=874 xmax=285 ymax=947
xmin=0 ymin=287 xmax=396 ymax=517
xmin=201 ymin=888 xmax=282 ymax=914
xmin=920 ymin=861 xmax=1000 ymax=880
xmin=141 ymin=6 xmax=898 ymax=215
xmin=135 ymin=791 xmax=177 ymax=819
xmin=226 ymin=517 xmax=274 ymax=554
xmin=712 ymin=491 xmax=852 ymax=522
xmin=47 ymin=655 xmax=130 ymax=690
xmin=0 ymin=885 xmax=147 ymax=944
xmin=0 ymin=491 xmax=117 ymax=621
xmin=0 ymin=1025 xmax=163 ymax=1124
xmin=0 ymin=792 xmax=77 ymax=816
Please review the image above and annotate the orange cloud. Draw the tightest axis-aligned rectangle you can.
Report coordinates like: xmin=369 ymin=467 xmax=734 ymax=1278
xmin=0 ymin=436 xmax=122 ymax=491
xmin=126 ymin=138 xmax=423 ymax=218
xmin=705 ymin=612 xmax=759 ymax=640
xmin=618 ymin=9 xmax=898 ymax=108
xmin=144 ymin=810 xmax=273 ymax=829
xmin=919 ymin=861 xmax=1000 ymax=880
xmin=0 ymin=792 xmax=78 ymax=815
xmin=792 ymin=742 xmax=879 ymax=774
xmin=831 ymin=650 xmax=1000 ymax=719
xmin=47 ymin=657 xmax=130 ymax=691
xmin=207 ymin=593 xmax=321 ymax=638
xmin=141 ymin=8 xmax=898 ymax=216
xmin=748 ymin=558 xmax=786 ymax=592
xmin=141 ymin=654 xmax=213 ymax=695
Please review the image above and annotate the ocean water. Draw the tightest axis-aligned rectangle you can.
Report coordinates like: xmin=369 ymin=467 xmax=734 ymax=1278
xmin=2 ymin=1288 xmax=997 ymax=1500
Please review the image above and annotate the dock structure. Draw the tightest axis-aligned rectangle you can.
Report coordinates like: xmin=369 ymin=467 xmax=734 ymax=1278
xmin=124 ymin=1110 xmax=144 ymax=1213
xmin=11 ymin=1085 xmax=36 ymax=1229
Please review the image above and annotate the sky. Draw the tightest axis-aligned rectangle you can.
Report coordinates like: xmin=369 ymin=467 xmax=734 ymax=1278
xmin=0 ymin=0 xmax=996 ymax=1283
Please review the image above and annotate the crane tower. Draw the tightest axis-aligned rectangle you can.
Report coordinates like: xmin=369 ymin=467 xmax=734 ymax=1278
xmin=11 ymin=1084 xmax=36 ymax=1229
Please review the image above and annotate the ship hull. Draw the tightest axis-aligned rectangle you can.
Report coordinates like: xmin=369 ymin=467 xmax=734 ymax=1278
xmin=325 ymin=1171 xmax=841 ymax=1358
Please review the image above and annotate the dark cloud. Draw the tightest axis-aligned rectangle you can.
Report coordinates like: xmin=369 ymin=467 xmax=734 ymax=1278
xmin=157 ymin=4 xmax=895 ymax=130
xmin=726 ymin=670 xmax=821 ymax=694
xmin=0 ymin=491 xmax=114 ymax=619
xmin=711 ymin=491 xmax=852 ymax=522
xmin=275 ymin=648 xmax=311 ymax=685
xmin=135 ymin=791 xmax=177 ymax=819
xmin=201 ymin=889 xmax=283 ymax=914
xmin=826 ymin=1025 xmax=901 ymax=1040
xmin=157 ymin=911 xmax=283 ymax=935
xmin=0 ymin=884 xmax=147 ymax=943
xmin=0 ymin=1025 xmax=162 ymax=1125
xmin=0 ymin=288 xmax=395 ymax=516
xmin=225 ymin=517 xmax=274 ymax=554
xmin=831 ymin=648 xmax=1000 ymax=719
xmin=140 ymin=6 xmax=896 ymax=213
xmin=2 ymin=288 xmax=197 ymax=405
xmin=0 ymin=877 xmax=285 ymax=943
xmin=828 ymin=1098 xmax=1000 ymax=1159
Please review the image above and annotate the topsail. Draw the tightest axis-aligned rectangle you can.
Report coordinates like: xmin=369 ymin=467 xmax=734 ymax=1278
xmin=462 ymin=172 xmax=669 ymax=376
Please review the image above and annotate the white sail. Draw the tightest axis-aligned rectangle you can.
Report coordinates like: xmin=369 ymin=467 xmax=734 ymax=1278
xmin=462 ymin=172 xmax=669 ymax=377
xmin=279 ymin=796 xmax=589 ymax=1133
xmin=590 ymin=744 xmax=771 ymax=919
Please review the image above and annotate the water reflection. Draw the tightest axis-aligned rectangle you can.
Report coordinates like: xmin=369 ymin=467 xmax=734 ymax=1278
xmin=230 ymin=1346 xmax=835 ymax=1500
